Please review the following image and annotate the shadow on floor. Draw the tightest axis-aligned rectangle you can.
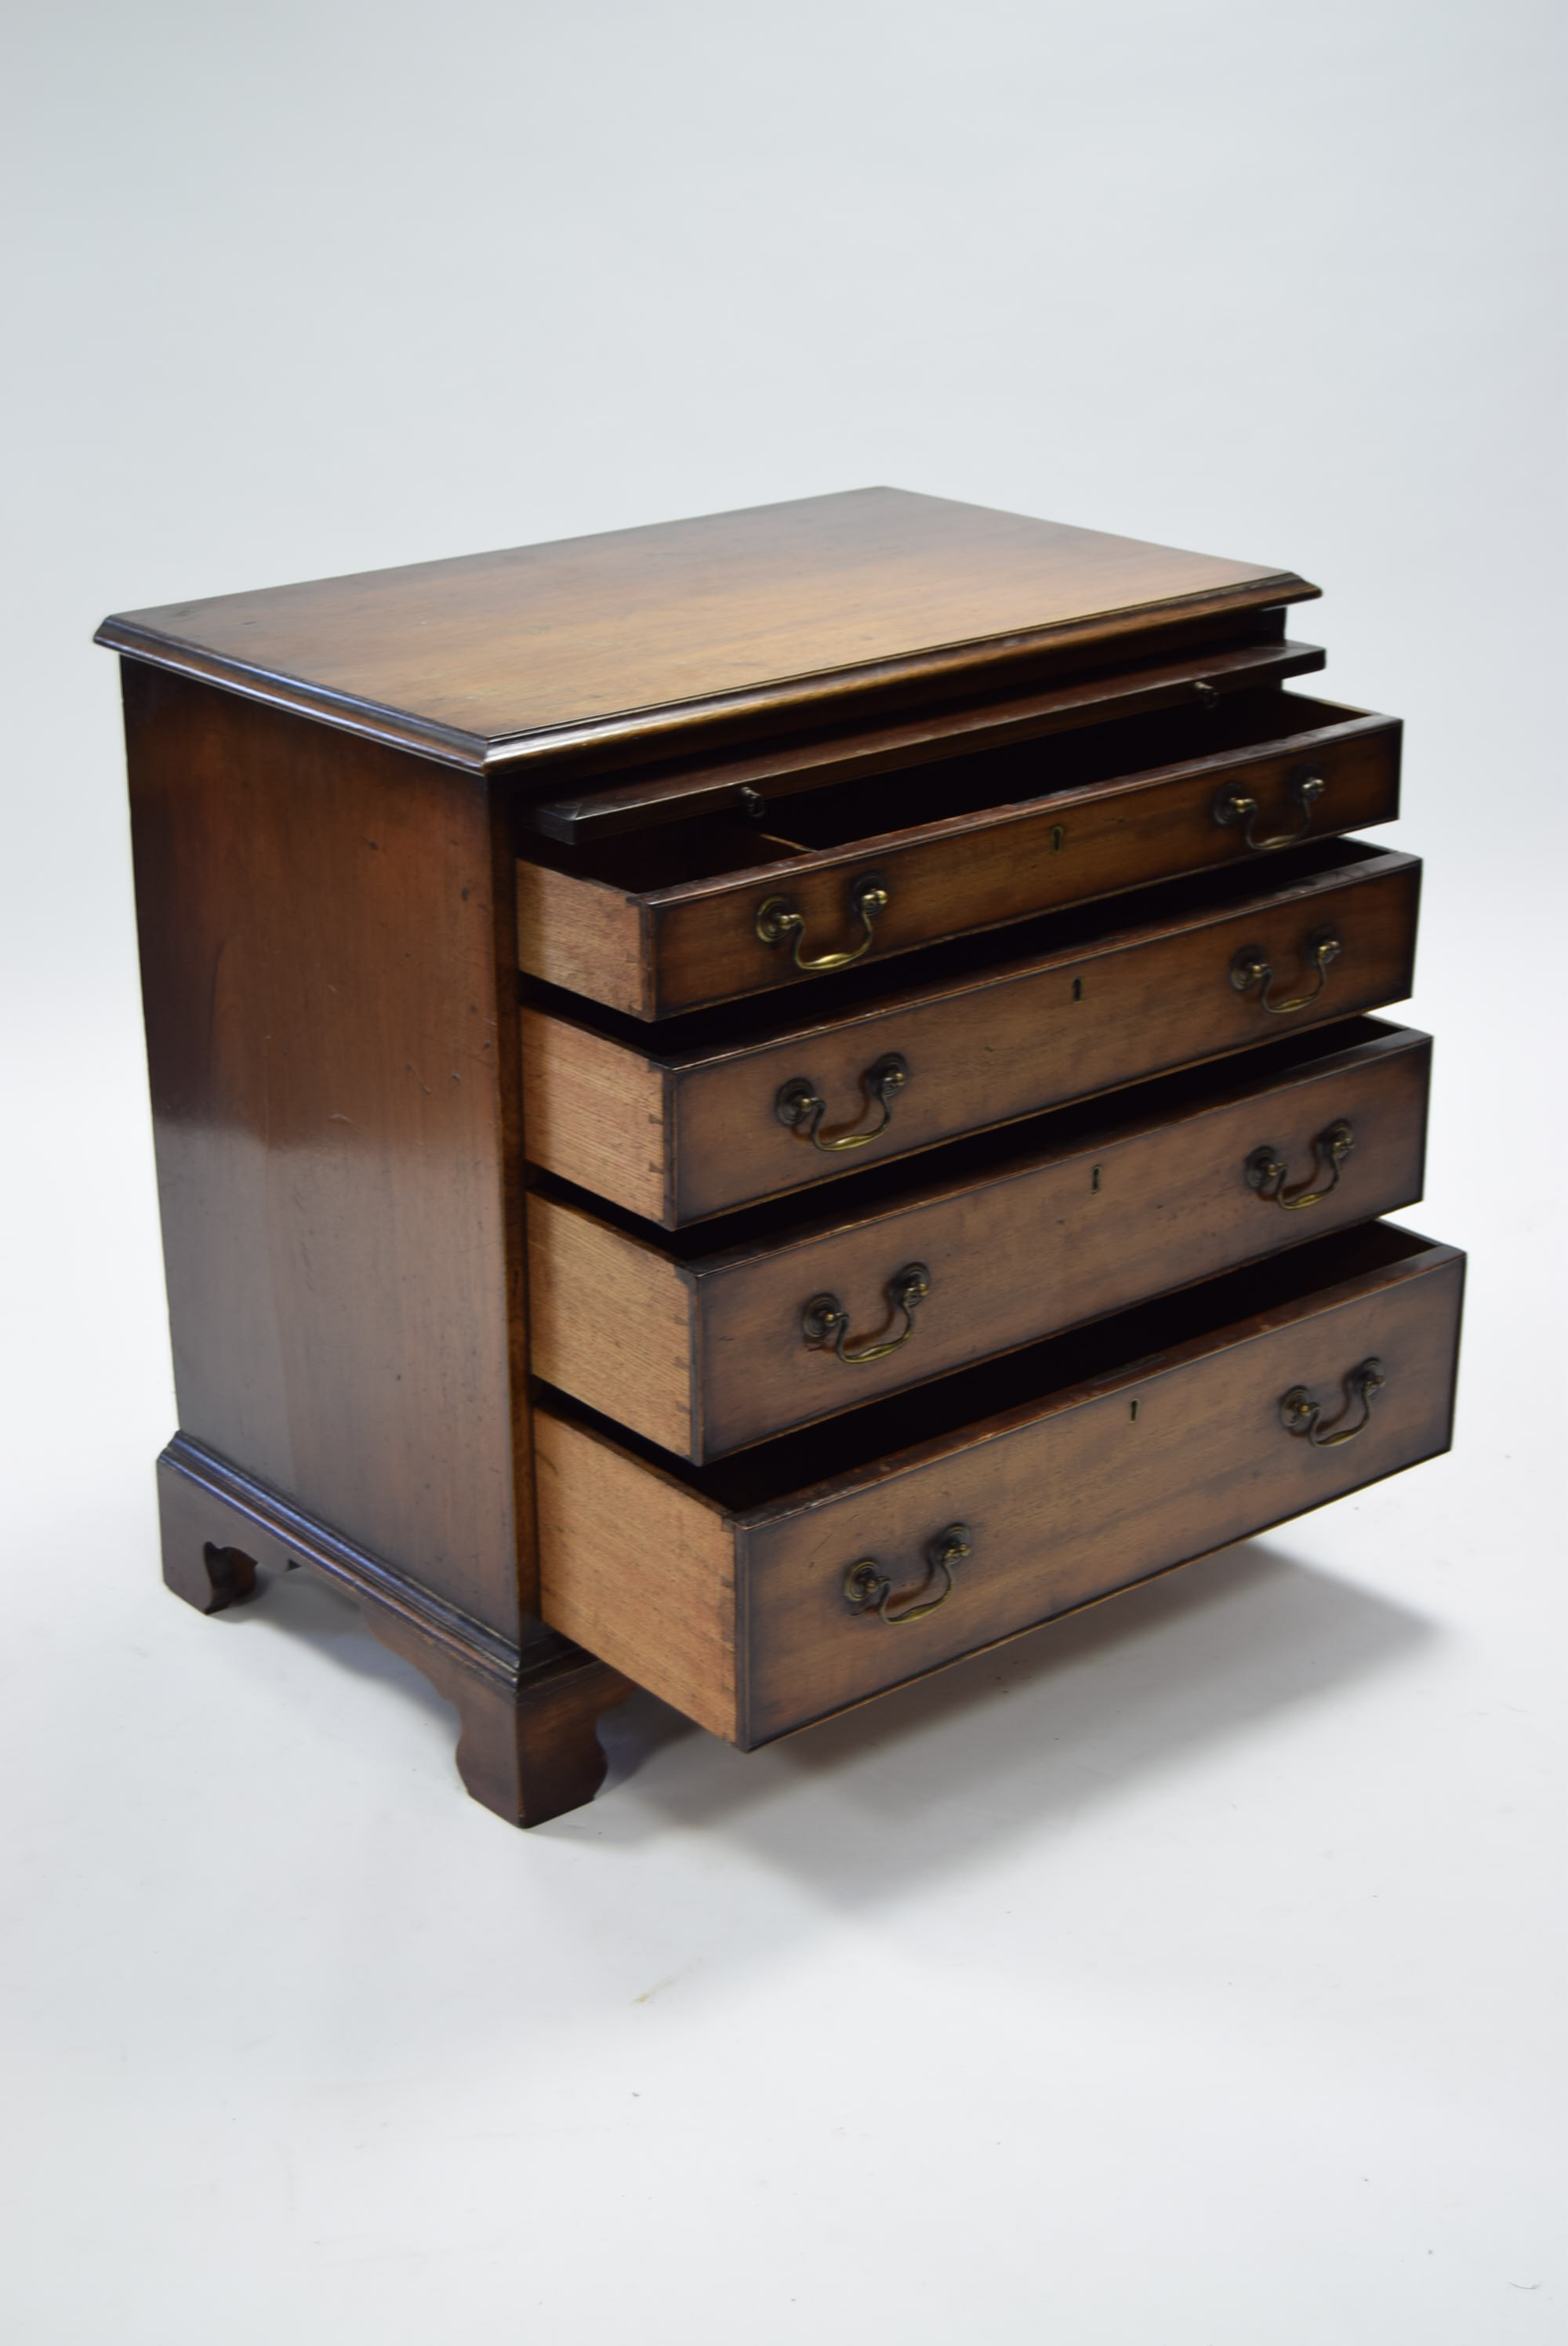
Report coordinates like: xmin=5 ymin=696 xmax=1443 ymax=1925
xmin=201 ymin=1534 xmax=1438 ymax=1898
xmin=205 ymin=1563 xmax=462 ymax=1733
xmin=587 ymin=1535 xmax=1439 ymax=1891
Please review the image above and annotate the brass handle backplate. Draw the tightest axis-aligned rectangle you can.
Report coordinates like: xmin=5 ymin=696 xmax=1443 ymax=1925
xmin=844 ymin=1523 xmax=973 ymax=1625
xmin=803 ymin=1262 xmax=931 ymax=1364
xmin=1246 ymin=1118 xmax=1355 ymax=1211
xmin=1230 ymin=924 xmax=1341 ymax=1015
xmin=755 ymin=870 xmax=889 ymax=972
xmin=1214 ymin=766 xmax=1327 ymax=852
xmin=776 ymin=1053 xmax=909 ymax=1152
xmin=1279 ymin=1357 xmax=1386 ymax=1447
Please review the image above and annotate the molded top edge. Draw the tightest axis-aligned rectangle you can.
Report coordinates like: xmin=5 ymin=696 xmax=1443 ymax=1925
xmin=96 ymin=487 xmax=1317 ymax=773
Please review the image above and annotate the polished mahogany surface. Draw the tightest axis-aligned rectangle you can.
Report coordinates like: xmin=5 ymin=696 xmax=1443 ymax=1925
xmin=103 ymin=491 xmax=1457 ymax=1831
xmin=96 ymin=488 xmax=1315 ymax=772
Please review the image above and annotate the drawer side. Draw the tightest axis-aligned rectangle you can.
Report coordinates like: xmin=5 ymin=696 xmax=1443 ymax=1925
xmin=521 ymin=1008 xmax=672 ymax=1223
xmin=534 ymin=1411 xmax=739 ymax=1740
xmin=528 ymin=1194 xmax=697 ymax=1457
xmin=517 ymin=856 xmax=649 ymax=1016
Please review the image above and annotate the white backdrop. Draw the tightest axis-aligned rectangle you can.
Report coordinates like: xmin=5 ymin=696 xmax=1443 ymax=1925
xmin=4 ymin=4 xmax=1566 ymax=2340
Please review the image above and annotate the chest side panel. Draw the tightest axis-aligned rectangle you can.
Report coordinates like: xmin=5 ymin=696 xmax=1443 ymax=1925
xmin=124 ymin=665 xmax=529 ymax=1637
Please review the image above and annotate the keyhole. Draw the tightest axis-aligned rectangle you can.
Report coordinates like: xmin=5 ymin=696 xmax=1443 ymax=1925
xmin=1091 ymin=1164 xmax=1102 ymax=1193
xmin=1051 ymin=824 xmax=1065 ymax=852
xmin=1129 ymin=1398 xmax=1139 ymax=1423
xmin=1072 ymin=976 xmax=1083 ymax=1002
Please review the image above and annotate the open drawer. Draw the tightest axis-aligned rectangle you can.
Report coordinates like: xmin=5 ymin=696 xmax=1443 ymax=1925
xmin=534 ymin=1224 xmax=1465 ymax=1745
xmin=521 ymin=840 xmax=1421 ymax=1225
xmin=528 ymin=1020 xmax=1432 ymax=1461
xmin=515 ymin=688 xmax=1399 ymax=1019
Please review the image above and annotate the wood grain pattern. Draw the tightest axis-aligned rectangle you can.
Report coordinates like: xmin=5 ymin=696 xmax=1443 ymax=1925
xmin=521 ymin=1008 xmax=670 ymax=1223
xmin=532 ymin=1229 xmax=1462 ymax=1747
xmin=739 ymin=1232 xmax=1464 ymax=1741
xmin=673 ymin=847 xmax=1420 ymax=1219
xmin=534 ymin=1411 xmax=737 ymax=1738
xmin=515 ymin=854 xmax=648 ymax=1019
xmin=527 ymin=1021 xmax=1432 ymax=1460
xmin=652 ymin=691 xmax=1394 ymax=1015
xmin=123 ymin=662 xmax=532 ymax=1638
xmin=96 ymin=489 xmax=1315 ymax=775
xmin=520 ymin=843 xmax=1422 ymax=1226
xmin=517 ymin=685 xmax=1392 ymax=1019
xmin=528 ymin=1193 xmax=695 ymax=1456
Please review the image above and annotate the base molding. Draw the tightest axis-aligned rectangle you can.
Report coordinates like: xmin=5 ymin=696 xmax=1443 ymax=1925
xmin=157 ymin=1434 xmax=633 ymax=1827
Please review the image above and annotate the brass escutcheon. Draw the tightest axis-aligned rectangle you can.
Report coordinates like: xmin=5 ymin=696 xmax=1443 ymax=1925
xmin=843 ymin=1523 xmax=973 ymax=1625
xmin=1279 ymin=1357 xmax=1386 ymax=1447
xmin=1214 ymin=766 xmax=1327 ymax=852
xmin=1246 ymin=1118 xmax=1356 ymax=1210
xmin=755 ymin=871 xmax=889 ymax=972
xmin=775 ymin=1053 xmax=909 ymax=1152
xmin=802 ymin=1263 xmax=931 ymax=1364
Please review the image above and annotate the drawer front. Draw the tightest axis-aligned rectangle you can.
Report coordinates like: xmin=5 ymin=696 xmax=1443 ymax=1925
xmin=691 ymin=1025 xmax=1430 ymax=1457
xmin=517 ymin=691 xmax=1396 ymax=1020
xmin=652 ymin=703 xmax=1399 ymax=1018
xmin=527 ymin=1022 xmax=1432 ymax=1462
xmin=533 ymin=1229 xmax=1464 ymax=1745
xmin=739 ymin=1236 xmax=1463 ymax=1742
xmin=671 ymin=848 xmax=1421 ymax=1222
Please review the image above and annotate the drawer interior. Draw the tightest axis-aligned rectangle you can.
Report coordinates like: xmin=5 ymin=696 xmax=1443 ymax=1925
xmin=554 ymin=1222 xmax=1447 ymax=1512
xmin=732 ymin=691 xmax=1363 ymax=855
xmin=520 ymin=689 xmax=1363 ymax=894
xmin=518 ymin=622 xmax=1327 ymax=842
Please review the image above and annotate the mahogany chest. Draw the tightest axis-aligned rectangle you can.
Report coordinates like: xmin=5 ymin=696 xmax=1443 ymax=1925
xmin=99 ymin=488 xmax=1463 ymax=1825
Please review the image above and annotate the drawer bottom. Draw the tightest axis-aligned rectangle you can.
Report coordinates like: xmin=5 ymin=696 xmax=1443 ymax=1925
xmin=534 ymin=1223 xmax=1464 ymax=1747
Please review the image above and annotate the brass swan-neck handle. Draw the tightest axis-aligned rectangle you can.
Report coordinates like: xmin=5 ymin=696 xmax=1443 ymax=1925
xmin=844 ymin=1523 xmax=973 ymax=1625
xmin=1279 ymin=1357 xmax=1386 ymax=1447
xmin=755 ymin=872 xmax=890 ymax=973
xmin=802 ymin=1263 xmax=931 ymax=1365
xmin=1246 ymin=1119 xmax=1356 ymax=1210
xmin=1230 ymin=924 xmax=1341 ymax=1015
xmin=1214 ymin=766 xmax=1327 ymax=852
xmin=776 ymin=1054 xmax=909 ymax=1152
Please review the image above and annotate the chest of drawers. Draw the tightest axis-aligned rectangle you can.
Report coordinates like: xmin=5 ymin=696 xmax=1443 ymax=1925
xmin=99 ymin=488 xmax=1463 ymax=1828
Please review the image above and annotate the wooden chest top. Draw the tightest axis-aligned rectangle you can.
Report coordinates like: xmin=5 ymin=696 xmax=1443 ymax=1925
xmin=96 ymin=488 xmax=1316 ymax=775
